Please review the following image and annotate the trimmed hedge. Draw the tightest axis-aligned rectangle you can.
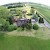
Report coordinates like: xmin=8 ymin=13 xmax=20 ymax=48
xmin=33 ymin=24 xmax=39 ymax=30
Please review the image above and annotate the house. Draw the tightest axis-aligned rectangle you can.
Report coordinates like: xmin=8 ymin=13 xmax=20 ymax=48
xmin=12 ymin=13 xmax=37 ymax=27
xmin=16 ymin=18 xmax=27 ymax=27
xmin=13 ymin=18 xmax=37 ymax=27
xmin=13 ymin=18 xmax=31 ymax=27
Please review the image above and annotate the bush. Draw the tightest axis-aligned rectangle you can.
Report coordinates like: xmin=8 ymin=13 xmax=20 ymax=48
xmin=17 ymin=27 xmax=22 ymax=31
xmin=27 ymin=13 xmax=32 ymax=16
xmin=33 ymin=24 xmax=39 ymax=30
xmin=8 ymin=6 xmax=17 ymax=9
xmin=16 ymin=5 xmax=23 ymax=7
xmin=7 ymin=25 xmax=17 ymax=31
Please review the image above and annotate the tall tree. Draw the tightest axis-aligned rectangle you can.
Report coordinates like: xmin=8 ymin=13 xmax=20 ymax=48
xmin=0 ymin=6 xmax=9 ymax=19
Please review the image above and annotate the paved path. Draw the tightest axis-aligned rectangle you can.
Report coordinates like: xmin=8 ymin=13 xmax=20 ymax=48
xmin=36 ymin=22 xmax=45 ymax=27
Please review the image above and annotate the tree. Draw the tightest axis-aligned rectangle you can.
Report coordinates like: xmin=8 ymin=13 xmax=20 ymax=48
xmin=0 ymin=18 xmax=10 ymax=31
xmin=3 ymin=21 xmax=9 ymax=31
xmin=0 ymin=6 xmax=9 ymax=19
xmin=26 ymin=23 xmax=32 ymax=30
xmin=0 ymin=6 xmax=17 ymax=31
xmin=39 ymin=17 xmax=44 ymax=23
xmin=8 ymin=16 xmax=13 ymax=24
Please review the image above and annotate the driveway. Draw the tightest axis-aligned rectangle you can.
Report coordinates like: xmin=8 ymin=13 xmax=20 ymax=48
xmin=44 ymin=19 xmax=50 ymax=28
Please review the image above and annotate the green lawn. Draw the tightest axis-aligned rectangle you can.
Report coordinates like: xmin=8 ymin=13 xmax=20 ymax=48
xmin=0 ymin=28 xmax=50 ymax=50
xmin=7 ymin=28 xmax=50 ymax=39
xmin=0 ymin=35 xmax=50 ymax=50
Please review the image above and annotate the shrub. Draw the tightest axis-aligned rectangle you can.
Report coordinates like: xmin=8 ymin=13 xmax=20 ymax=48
xmin=16 ymin=5 xmax=23 ymax=7
xmin=17 ymin=27 xmax=22 ymax=31
xmin=33 ymin=24 xmax=39 ymax=30
xmin=27 ymin=13 xmax=32 ymax=16
xmin=8 ymin=6 xmax=17 ymax=9
xmin=7 ymin=25 xmax=17 ymax=31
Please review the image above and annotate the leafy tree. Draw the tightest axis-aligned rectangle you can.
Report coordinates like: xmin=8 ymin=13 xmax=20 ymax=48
xmin=0 ymin=18 xmax=6 ymax=25
xmin=0 ymin=6 xmax=9 ymax=19
xmin=0 ymin=18 xmax=9 ymax=31
xmin=39 ymin=17 xmax=44 ymax=23
xmin=0 ymin=6 xmax=17 ymax=31
xmin=8 ymin=16 xmax=13 ymax=24
xmin=3 ymin=21 xmax=9 ymax=31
